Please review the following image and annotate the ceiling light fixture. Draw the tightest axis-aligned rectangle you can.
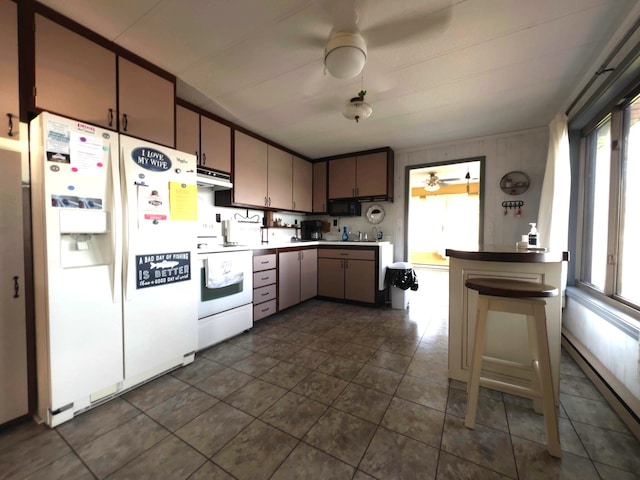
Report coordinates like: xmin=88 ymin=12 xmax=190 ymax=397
xmin=424 ymin=173 xmax=440 ymax=192
xmin=324 ymin=31 xmax=367 ymax=79
xmin=343 ymin=90 xmax=372 ymax=123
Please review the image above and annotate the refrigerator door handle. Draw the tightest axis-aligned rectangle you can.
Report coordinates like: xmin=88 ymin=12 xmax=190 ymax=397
xmin=109 ymin=143 xmax=123 ymax=304
xmin=119 ymin=144 xmax=134 ymax=302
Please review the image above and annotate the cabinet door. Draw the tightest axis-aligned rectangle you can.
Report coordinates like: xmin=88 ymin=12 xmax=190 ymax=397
xmin=201 ymin=115 xmax=231 ymax=173
xmin=292 ymin=156 xmax=312 ymax=212
xmin=0 ymin=0 xmax=19 ymax=140
xmin=35 ymin=14 xmax=116 ymax=130
xmin=300 ymin=248 xmax=318 ymax=302
xmin=278 ymin=250 xmax=300 ymax=311
xmin=267 ymin=145 xmax=293 ymax=210
xmin=313 ymin=161 xmax=327 ymax=213
xmin=356 ymin=152 xmax=388 ymax=197
xmin=344 ymin=259 xmax=375 ymax=303
xmin=176 ymin=105 xmax=199 ymax=158
xmin=118 ymin=57 xmax=174 ymax=146
xmin=0 ymin=148 xmax=28 ymax=423
xmin=318 ymin=258 xmax=344 ymax=299
xmin=328 ymin=156 xmax=356 ymax=199
xmin=234 ymin=131 xmax=268 ymax=206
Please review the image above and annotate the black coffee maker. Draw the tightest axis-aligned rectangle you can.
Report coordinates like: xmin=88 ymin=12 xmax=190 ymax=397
xmin=300 ymin=220 xmax=323 ymax=240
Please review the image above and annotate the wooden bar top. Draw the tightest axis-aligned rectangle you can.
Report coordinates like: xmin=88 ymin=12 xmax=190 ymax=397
xmin=445 ymin=245 xmax=569 ymax=263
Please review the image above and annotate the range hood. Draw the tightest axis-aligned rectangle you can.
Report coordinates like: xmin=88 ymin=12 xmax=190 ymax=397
xmin=196 ymin=168 xmax=233 ymax=190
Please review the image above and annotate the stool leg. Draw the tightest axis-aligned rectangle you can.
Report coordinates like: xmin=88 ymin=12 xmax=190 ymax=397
xmin=527 ymin=314 xmax=543 ymax=414
xmin=533 ymin=302 xmax=562 ymax=458
xmin=465 ymin=295 xmax=489 ymax=429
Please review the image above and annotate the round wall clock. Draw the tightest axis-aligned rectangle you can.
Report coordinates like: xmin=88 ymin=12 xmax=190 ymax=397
xmin=366 ymin=204 xmax=385 ymax=224
xmin=500 ymin=171 xmax=530 ymax=195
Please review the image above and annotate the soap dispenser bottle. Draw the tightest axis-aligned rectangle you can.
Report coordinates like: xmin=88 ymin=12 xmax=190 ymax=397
xmin=528 ymin=223 xmax=538 ymax=246
xmin=342 ymin=226 xmax=348 ymax=241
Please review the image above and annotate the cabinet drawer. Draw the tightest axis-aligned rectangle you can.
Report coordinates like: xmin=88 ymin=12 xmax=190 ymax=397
xmin=253 ymin=254 xmax=276 ymax=272
xmin=253 ymin=269 xmax=276 ymax=288
xmin=254 ymin=299 xmax=276 ymax=321
xmin=317 ymin=248 xmax=375 ymax=261
xmin=253 ymin=284 xmax=276 ymax=304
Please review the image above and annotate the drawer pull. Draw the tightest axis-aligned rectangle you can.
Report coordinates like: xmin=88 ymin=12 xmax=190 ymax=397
xmin=261 ymin=307 xmax=269 ymax=312
xmin=340 ymin=253 xmax=349 ymax=256
xmin=261 ymin=261 xmax=269 ymax=264
xmin=261 ymin=292 xmax=269 ymax=296
xmin=261 ymin=277 xmax=269 ymax=280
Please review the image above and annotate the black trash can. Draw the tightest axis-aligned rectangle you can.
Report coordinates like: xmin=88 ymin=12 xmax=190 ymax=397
xmin=384 ymin=262 xmax=419 ymax=309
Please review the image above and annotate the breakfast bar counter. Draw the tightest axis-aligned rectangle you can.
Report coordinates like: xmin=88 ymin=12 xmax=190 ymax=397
xmin=445 ymin=246 xmax=569 ymax=403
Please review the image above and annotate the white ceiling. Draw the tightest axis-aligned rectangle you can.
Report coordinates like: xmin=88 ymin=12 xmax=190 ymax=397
xmin=39 ymin=0 xmax=638 ymax=159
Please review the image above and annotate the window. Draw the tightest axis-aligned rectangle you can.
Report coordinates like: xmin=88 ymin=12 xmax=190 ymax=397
xmin=618 ymin=97 xmax=640 ymax=306
xmin=581 ymin=118 xmax=611 ymax=291
xmin=580 ymin=94 xmax=640 ymax=310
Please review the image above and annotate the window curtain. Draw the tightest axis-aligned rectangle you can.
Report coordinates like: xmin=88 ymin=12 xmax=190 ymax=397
xmin=537 ymin=113 xmax=571 ymax=252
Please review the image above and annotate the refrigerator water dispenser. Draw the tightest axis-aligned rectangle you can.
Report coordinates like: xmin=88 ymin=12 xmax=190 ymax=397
xmin=58 ymin=209 xmax=112 ymax=268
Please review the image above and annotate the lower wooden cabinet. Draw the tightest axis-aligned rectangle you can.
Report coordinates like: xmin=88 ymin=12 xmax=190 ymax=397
xmin=279 ymin=248 xmax=317 ymax=311
xmin=317 ymin=248 xmax=376 ymax=303
xmin=253 ymin=252 xmax=277 ymax=321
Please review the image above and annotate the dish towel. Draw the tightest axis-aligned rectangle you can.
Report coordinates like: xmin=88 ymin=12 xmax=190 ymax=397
xmin=205 ymin=255 xmax=243 ymax=289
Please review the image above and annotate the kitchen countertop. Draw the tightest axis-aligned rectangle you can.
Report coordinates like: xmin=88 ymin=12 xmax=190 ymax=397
xmin=445 ymin=245 xmax=569 ymax=263
xmin=200 ymin=241 xmax=394 ymax=291
xmin=205 ymin=240 xmax=391 ymax=252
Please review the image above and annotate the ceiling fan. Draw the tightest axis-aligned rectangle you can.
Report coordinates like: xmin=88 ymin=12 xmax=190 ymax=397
xmin=315 ymin=0 xmax=454 ymax=79
xmin=423 ymin=172 xmax=460 ymax=191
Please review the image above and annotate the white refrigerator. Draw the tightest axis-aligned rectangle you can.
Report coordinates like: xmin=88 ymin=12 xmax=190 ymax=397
xmin=30 ymin=112 xmax=198 ymax=427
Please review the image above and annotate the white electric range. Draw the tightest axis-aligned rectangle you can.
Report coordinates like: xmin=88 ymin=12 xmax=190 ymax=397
xmin=196 ymin=237 xmax=253 ymax=350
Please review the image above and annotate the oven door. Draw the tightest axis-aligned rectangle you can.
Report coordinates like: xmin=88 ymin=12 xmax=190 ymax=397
xmin=199 ymin=249 xmax=253 ymax=318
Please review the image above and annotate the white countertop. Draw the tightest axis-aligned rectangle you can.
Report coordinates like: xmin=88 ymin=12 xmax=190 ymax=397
xmin=199 ymin=241 xmax=394 ymax=290
xmin=204 ymin=240 xmax=391 ymax=252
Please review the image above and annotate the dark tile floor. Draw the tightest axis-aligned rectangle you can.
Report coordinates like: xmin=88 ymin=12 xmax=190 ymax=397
xmin=1 ymin=268 xmax=639 ymax=479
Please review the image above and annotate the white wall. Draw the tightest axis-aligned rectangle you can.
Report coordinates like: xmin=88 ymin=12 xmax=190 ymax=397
xmin=391 ymin=127 xmax=549 ymax=261
xmin=563 ymin=288 xmax=640 ymax=418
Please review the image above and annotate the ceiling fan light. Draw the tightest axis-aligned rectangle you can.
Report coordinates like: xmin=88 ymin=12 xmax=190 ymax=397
xmin=424 ymin=183 xmax=440 ymax=192
xmin=324 ymin=32 xmax=367 ymax=79
xmin=343 ymin=97 xmax=373 ymax=123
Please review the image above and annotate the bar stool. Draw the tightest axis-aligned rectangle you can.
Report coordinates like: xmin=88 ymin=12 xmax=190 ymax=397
xmin=464 ymin=277 xmax=561 ymax=458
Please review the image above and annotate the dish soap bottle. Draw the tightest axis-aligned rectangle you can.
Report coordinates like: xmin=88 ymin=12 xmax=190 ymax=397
xmin=342 ymin=226 xmax=348 ymax=241
xmin=528 ymin=223 xmax=538 ymax=247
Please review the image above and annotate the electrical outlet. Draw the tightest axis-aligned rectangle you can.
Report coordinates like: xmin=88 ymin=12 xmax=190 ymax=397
xmin=216 ymin=213 xmax=221 ymax=222
xmin=333 ymin=219 xmax=338 ymax=226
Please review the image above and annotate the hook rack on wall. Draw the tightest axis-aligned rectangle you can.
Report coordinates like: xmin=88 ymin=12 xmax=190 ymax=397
xmin=501 ymin=201 xmax=524 ymax=209
xmin=501 ymin=200 xmax=524 ymax=217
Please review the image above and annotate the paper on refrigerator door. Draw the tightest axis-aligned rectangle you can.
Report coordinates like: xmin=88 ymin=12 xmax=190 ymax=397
xmin=69 ymin=131 xmax=106 ymax=175
xmin=169 ymin=181 xmax=197 ymax=221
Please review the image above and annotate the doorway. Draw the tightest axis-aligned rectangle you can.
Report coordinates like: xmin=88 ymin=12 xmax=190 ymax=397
xmin=404 ymin=157 xmax=484 ymax=267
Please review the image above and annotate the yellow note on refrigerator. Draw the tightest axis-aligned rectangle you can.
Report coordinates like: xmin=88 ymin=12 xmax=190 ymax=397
xmin=169 ymin=182 xmax=197 ymax=221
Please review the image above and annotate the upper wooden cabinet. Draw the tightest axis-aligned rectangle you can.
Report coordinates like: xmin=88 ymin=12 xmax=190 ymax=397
xmin=313 ymin=161 xmax=327 ymax=213
xmin=0 ymin=0 xmax=19 ymax=140
xmin=292 ymin=156 xmax=312 ymax=212
xmin=35 ymin=14 xmax=175 ymax=146
xmin=200 ymin=115 xmax=231 ymax=173
xmin=176 ymin=104 xmax=231 ymax=173
xmin=266 ymin=145 xmax=293 ymax=210
xmin=327 ymin=150 xmax=394 ymax=201
xmin=328 ymin=156 xmax=356 ymax=199
xmin=234 ymin=131 xmax=268 ymax=207
xmin=118 ymin=57 xmax=174 ymax=147
xmin=233 ymin=131 xmax=311 ymax=212
xmin=176 ymin=105 xmax=199 ymax=157
xmin=35 ymin=13 xmax=117 ymax=130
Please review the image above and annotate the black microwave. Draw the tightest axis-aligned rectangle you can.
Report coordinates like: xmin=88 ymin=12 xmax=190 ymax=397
xmin=328 ymin=200 xmax=362 ymax=217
